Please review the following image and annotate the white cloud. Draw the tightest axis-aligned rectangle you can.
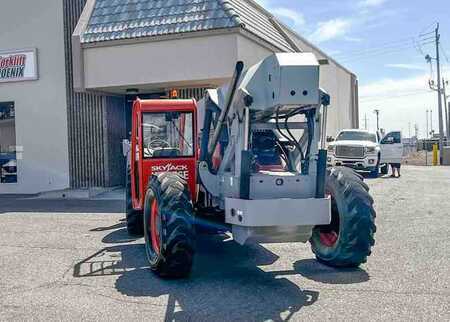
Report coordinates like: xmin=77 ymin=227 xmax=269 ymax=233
xmin=358 ymin=0 xmax=387 ymax=8
xmin=344 ymin=36 xmax=363 ymax=43
xmin=385 ymin=64 xmax=427 ymax=71
xmin=253 ymin=1 xmax=305 ymax=31
xmin=359 ymin=74 xmax=430 ymax=97
xmin=309 ymin=18 xmax=352 ymax=43
xmin=253 ymin=0 xmax=270 ymax=7
xmin=358 ymin=73 xmax=445 ymax=137
xmin=271 ymin=7 xmax=305 ymax=29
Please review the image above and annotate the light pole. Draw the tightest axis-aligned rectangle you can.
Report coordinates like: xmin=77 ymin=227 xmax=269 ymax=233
xmin=443 ymin=78 xmax=449 ymax=139
xmin=373 ymin=109 xmax=380 ymax=131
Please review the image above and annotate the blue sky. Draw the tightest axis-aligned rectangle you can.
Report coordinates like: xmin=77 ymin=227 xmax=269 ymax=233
xmin=256 ymin=0 xmax=450 ymax=137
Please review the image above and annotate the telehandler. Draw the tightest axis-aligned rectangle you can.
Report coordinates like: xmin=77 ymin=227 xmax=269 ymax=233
xmin=126 ymin=53 xmax=376 ymax=278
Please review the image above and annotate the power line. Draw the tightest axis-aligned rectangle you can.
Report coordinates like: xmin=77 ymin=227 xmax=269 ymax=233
xmin=419 ymin=36 xmax=436 ymax=42
xmin=360 ymin=90 xmax=432 ymax=102
xmin=335 ymin=39 xmax=433 ymax=63
xmin=419 ymin=21 xmax=438 ymax=36
xmin=333 ymin=37 xmax=416 ymax=57
xmin=330 ymin=26 xmax=442 ymax=64
xmin=339 ymin=46 xmax=422 ymax=63
xmin=440 ymin=43 xmax=449 ymax=63
xmin=333 ymin=36 xmax=434 ymax=58
xmin=334 ymin=38 xmax=423 ymax=58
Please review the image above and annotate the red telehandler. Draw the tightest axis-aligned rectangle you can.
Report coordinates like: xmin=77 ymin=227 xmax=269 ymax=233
xmin=126 ymin=53 xmax=376 ymax=278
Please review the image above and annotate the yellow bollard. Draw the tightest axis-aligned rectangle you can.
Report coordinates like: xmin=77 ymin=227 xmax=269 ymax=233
xmin=432 ymin=144 xmax=438 ymax=166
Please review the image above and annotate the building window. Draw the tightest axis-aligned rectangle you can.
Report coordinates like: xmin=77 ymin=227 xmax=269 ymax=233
xmin=0 ymin=102 xmax=17 ymax=183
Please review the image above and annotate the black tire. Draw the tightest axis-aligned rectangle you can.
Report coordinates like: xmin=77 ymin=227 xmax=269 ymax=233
xmin=126 ymin=168 xmax=144 ymax=237
xmin=144 ymin=172 xmax=195 ymax=278
xmin=369 ymin=166 xmax=379 ymax=178
xmin=380 ymin=164 xmax=388 ymax=175
xmin=368 ymin=155 xmax=380 ymax=178
xmin=310 ymin=167 xmax=376 ymax=267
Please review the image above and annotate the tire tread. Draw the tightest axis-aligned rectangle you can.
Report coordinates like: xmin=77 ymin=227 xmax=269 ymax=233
xmin=311 ymin=167 xmax=376 ymax=267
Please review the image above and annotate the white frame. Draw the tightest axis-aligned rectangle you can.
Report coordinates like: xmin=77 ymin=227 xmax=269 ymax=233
xmin=0 ymin=48 xmax=39 ymax=83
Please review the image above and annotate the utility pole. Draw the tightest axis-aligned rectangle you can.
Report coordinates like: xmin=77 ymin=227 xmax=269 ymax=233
xmin=435 ymin=23 xmax=444 ymax=164
xmin=364 ymin=114 xmax=368 ymax=130
xmin=426 ymin=110 xmax=429 ymax=166
xmin=426 ymin=23 xmax=445 ymax=164
xmin=373 ymin=109 xmax=380 ymax=131
xmin=443 ymin=78 xmax=449 ymax=138
xmin=448 ymin=101 xmax=450 ymax=140
xmin=428 ymin=108 xmax=434 ymax=136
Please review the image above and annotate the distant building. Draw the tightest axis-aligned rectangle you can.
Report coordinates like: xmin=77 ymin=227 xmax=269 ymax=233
xmin=0 ymin=0 xmax=358 ymax=194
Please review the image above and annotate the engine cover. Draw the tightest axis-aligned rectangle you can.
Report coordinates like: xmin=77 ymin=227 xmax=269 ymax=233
xmin=238 ymin=53 xmax=320 ymax=111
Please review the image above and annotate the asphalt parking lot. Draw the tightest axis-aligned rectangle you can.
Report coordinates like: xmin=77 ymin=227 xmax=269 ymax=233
xmin=0 ymin=165 xmax=449 ymax=321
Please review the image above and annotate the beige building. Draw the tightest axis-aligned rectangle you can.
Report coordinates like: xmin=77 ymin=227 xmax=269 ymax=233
xmin=72 ymin=0 xmax=358 ymax=134
xmin=0 ymin=0 xmax=358 ymax=194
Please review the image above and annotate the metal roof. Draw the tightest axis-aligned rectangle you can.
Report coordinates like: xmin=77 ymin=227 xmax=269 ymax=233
xmin=80 ymin=0 xmax=294 ymax=51
xmin=226 ymin=0 xmax=293 ymax=51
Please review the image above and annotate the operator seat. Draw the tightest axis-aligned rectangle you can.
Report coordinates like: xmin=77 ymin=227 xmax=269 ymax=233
xmin=252 ymin=131 xmax=286 ymax=172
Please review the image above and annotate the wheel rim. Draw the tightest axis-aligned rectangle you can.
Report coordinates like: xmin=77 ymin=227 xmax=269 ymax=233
xmin=150 ymin=199 xmax=161 ymax=254
xmin=319 ymin=231 xmax=338 ymax=247
xmin=318 ymin=194 xmax=340 ymax=247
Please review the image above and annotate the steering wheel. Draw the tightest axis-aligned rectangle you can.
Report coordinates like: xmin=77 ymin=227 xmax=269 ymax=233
xmin=147 ymin=139 xmax=171 ymax=151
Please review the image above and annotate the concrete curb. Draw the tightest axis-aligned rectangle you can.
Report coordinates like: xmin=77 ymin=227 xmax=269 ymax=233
xmin=35 ymin=186 xmax=124 ymax=200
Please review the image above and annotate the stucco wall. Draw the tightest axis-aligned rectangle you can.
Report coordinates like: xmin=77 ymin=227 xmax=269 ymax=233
xmin=319 ymin=62 xmax=354 ymax=136
xmin=83 ymin=34 xmax=239 ymax=92
xmin=0 ymin=0 xmax=69 ymax=194
xmin=236 ymin=35 xmax=273 ymax=68
xmin=80 ymin=29 xmax=356 ymax=136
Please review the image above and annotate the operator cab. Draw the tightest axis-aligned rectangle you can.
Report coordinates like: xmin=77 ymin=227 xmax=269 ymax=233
xmin=130 ymin=99 xmax=198 ymax=210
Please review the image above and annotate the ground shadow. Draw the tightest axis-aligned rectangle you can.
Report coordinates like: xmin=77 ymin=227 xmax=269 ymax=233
xmin=90 ymin=221 xmax=126 ymax=232
xmin=74 ymin=234 xmax=319 ymax=321
xmin=0 ymin=197 xmax=124 ymax=214
xmin=380 ymin=175 xmax=399 ymax=180
xmin=101 ymin=228 xmax=140 ymax=244
xmin=294 ymin=259 xmax=369 ymax=284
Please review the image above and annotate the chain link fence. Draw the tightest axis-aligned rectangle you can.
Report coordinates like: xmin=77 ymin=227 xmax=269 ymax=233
xmin=410 ymin=138 xmax=450 ymax=166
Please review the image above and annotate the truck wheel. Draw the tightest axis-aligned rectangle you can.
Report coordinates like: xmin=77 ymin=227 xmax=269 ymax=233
xmin=369 ymin=166 xmax=379 ymax=178
xmin=126 ymin=168 xmax=144 ymax=236
xmin=144 ymin=173 xmax=195 ymax=278
xmin=310 ymin=167 xmax=376 ymax=267
xmin=368 ymin=155 xmax=380 ymax=178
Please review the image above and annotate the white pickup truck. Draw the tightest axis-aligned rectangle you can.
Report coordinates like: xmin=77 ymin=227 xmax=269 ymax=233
xmin=327 ymin=129 xmax=403 ymax=177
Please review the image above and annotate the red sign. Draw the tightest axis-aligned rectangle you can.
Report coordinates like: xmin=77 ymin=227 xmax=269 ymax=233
xmin=0 ymin=49 xmax=38 ymax=83
xmin=0 ymin=54 xmax=26 ymax=79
